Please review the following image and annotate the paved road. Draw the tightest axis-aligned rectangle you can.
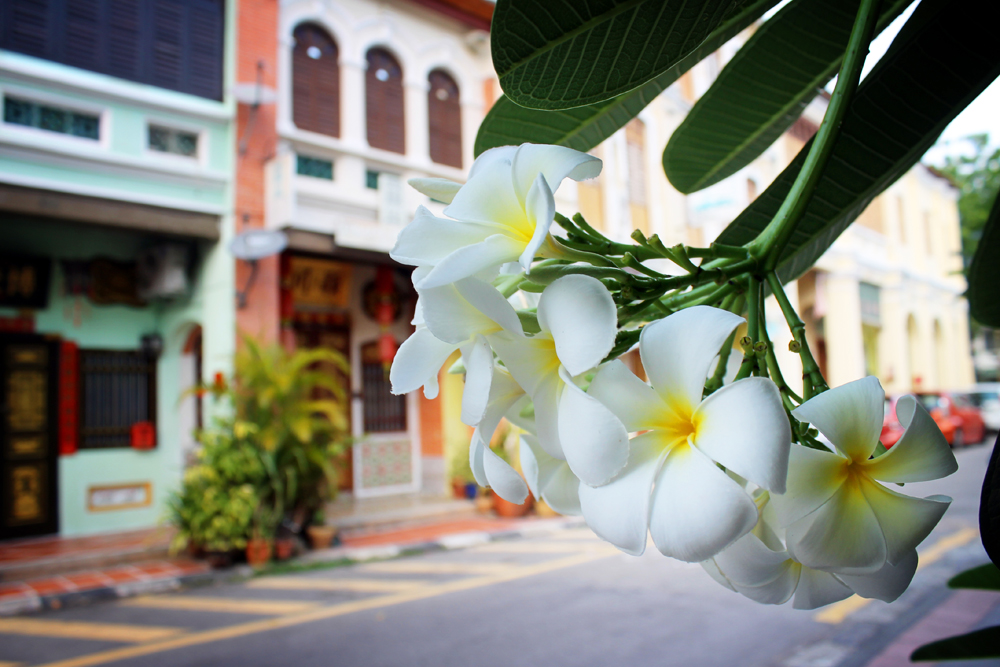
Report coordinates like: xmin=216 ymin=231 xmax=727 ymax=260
xmin=1 ymin=441 xmax=997 ymax=667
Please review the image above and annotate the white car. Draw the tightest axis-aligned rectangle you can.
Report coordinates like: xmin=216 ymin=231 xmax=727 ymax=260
xmin=964 ymin=383 xmax=1000 ymax=433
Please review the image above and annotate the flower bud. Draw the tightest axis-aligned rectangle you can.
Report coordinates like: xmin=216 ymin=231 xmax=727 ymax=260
xmin=740 ymin=335 xmax=753 ymax=352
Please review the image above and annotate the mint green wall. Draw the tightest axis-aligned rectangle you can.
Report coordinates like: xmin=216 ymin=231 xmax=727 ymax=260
xmin=1 ymin=217 xmax=233 ymax=536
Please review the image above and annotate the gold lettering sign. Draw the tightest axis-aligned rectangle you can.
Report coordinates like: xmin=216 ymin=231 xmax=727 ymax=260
xmin=10 ymin=435 xmax=43 ymax=456
xmin=289 ymin=257 xmax=351 ymax=309
xmin=10 ymin=465 xmax=44 ymax=524
xmin=87 ymin=482 xmax=153 ymax=512
xmin=9 ymin=345 xmax=46 ymax=365
xmin=8 ymin=370 xmax=45 ymax=432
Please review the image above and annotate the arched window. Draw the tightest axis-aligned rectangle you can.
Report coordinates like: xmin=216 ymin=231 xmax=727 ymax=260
xmin=292 ymin=24 xmax=340 ymax=137
xmin=366 ymin=48 xmax=405 ymax=154
xmin=427 ymin=69 xmax=462 ymax=168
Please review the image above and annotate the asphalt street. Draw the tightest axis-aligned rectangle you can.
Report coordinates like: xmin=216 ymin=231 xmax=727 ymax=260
xmin=0 ymin=441 xmax=997 ymax=667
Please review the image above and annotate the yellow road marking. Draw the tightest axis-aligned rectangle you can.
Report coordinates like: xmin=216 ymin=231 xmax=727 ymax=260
xmin=0 ymin=661 xmax=24 ymax=666
xmin=471 ymin=541 xmax=601 ymax=554
xmin=0 ymin=618 xmax=184 ymax=643
xmin=815 ymin=526 xmax=980 ymax=624
xmin=249 ymin=577 xmax=428 ymax=593
xmin=35 ymin=551 xmax=612 ymax=667
xmin=121 ymin=596 xmax=319 ymax=615
xmin=358 ymin=561 xmax=512 ymax=575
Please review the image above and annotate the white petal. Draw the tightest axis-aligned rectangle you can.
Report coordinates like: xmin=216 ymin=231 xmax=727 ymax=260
xmin=792 ymin=568 xmax=853 ymax=609
xmin=693 ymin=377 xmax=791 ymax=493
xmin=784 ymin=478 xmax=887 ymax=574
xmin=472 ymin=368 xmax=525 ymax=452
xmin=579 ymin=432 xmax=664 ymax=556
xmin=460 ymin=335 xmax=494 ymax=426
xmin=557 ymin=366 xmax=629 ymax=487
xmin=859 ymin=478 xmax=951 ymax=565
xmin=537 ymin=275 xmax=617 ymax=376
xmin=864 ymin=395 xmax=957 ymax=483
xmin=510 ymin=143 xmax=602 ymax=203
xmin=491 ymin=332 xmax=559 ymax=397
xmin=713 ymin=533 xmax=792 ymax=589
xmin=483 ymin=446 xmax=528 ymax=504
xmin=531 ymin=373 xmax=565 ymax=459
xmin=792 ymin=376 xmax=885 ymax=462
xmin=519 ymin=174 xmax=555 ymax=269
xmin=391 ymin=206 xmax=494 ymax=267
xmin=444 ymin=157 xmax=526 ymax=231
xmin=520 ymin=435 xmax=580 ymax=515
xmin=468 ymin=145 xmax=516 ymax=180
xmin=587 ymin=360 xmax=665 ymax=433
xmin=421 ymin=284 xmax=500 ymax=344
xmin=408 ymin=177 xmax=462 ymax=204
xmin=838 ymin=549 xmax=918 ymax=603
xmin=470 ymin=430 xmax=488 ymax=488
xmin=701 ymin=559 xmax=737 ymax=592
xmin=417 ymin=234 xmax=525 ymax=290
xmin=735 ymin=565 xmax=800 ymax=606
xmin=649 ymin=443 xmax=758 ymax=562
xmin=770 ymin=445 xmax=848 ymax=527
xmin=640 ymin=306 xmax=745 ymax=411
xmin=506 ymin=394 xmax=536 ymax=435
xmin=456 ymin=279 xmax=524 ymax=336
xmin=423 ymin=371 xmax=440 ymax=400
xmin=389 ymin=328 xmax=457 ymax=395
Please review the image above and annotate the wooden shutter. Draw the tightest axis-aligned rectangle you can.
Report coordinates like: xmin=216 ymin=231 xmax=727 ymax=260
xmin=366 ymin=48 xmax=405 ymax=154
xmin=0 ymin=0 xmax=223 ymax=101
xmin=292 ymin=24 xmax=340 ymax=137
xmin=428 ymin=69 xmax=462 ymax=168
xmin=2 ymin=0 xmax=53 ymax=58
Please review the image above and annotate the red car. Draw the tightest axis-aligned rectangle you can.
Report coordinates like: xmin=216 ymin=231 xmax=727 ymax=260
xmin=882 ymin=393 xmax=984 ymax=448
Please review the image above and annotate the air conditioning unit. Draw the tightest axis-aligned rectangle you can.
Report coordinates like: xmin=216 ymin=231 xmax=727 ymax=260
xmin=136 ymin=244 xmax=190 ymax=301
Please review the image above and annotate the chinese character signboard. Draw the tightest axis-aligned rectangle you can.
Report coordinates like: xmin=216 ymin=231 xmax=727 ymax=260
xmin=288 ymin=257 xmax=351 ymax=309
xmin=0 ymin=255 xmax=51 ymax=309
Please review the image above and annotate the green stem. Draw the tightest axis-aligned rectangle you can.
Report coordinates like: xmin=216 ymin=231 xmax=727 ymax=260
xmin=748 ymin=0 xmax=880 ymax=269
xmin=704 ymin=328 xmax=737 ymax=398
xmin=765 ymin=272 xmax=828 ymax=399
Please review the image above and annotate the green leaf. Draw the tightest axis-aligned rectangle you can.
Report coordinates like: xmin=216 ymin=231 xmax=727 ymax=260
xmin=475 ymin=0 xmax=778 ymax=156
xmin=981 ymin=435 xmax=1000 ymax=568
xmin=715 ymin=0 xmax=1000 ymax=283
xmin=911 ymin=626 xmax=1000 ymax=662
xmin=491 ymin=0 xmax=761 ymax=110
xmin=662 ymin=0 xmax=913 ymax=194
xmin=948 ymin=563 xmax=1000 ymax=590
xmin=968 ymin=192 xmax=1000 ymax=327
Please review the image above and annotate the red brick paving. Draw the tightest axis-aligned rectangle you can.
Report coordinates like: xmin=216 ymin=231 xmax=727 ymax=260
xmin=865 ymin=589 xmax=1000 ymax=666
xmin=0 ymin=527 xmax=171 ymax=566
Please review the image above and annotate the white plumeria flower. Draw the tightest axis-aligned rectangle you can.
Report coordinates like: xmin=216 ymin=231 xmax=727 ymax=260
xmin=491 ymin=275 xmax=629 ymax=488
xmin=469 ymin=367 xmax=530 ymax=503
xmin=390 ymin=277 xmax=523 ymax=425
xmin=702 ymin=492 xmax=919 ymax=609
xmin=580 ymin=306 xmax=791 ymax=562
xmin=391 ymin=144 xmax=602 ymax=289
xmin=520 ymin=435 xmax=582 ymax=515
xmin=771 ymin=377 xmax=957 ymax=574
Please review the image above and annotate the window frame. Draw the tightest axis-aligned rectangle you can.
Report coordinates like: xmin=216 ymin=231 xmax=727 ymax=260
xmin=77 ymin=349 xmax=157 ymax=450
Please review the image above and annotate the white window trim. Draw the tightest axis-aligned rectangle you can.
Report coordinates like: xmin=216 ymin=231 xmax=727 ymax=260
xmin=142 ymin=115 xmax=209 ymax=168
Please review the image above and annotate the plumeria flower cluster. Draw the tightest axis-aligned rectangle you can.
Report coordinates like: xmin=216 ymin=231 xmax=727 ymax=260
xmin=389 ymin=143 xmax=958 ymax=611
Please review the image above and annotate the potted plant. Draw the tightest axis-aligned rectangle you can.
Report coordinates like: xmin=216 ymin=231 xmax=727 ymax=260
xmin=246 ymin=503 xmax=279 ymax=567
xmin=306 ymin=508 xmax=337 ymax=550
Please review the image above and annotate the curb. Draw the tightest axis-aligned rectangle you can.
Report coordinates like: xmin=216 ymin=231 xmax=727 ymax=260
xmin=0 ymin=516 xmax=587 ymax=617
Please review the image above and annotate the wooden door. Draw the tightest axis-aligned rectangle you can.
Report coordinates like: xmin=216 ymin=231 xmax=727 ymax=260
xmin=0 ymin=334 xmax=59 ymax=540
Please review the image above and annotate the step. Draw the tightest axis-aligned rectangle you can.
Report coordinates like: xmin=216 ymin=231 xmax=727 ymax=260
xmin=326 ymin=494 xmax=479 ymax=539
xmin=0 ymin=528 xmax=173 ymax=584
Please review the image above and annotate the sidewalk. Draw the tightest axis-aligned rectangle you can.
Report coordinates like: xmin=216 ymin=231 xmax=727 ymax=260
xmin=0 ymin=512 xmax=580 ymax=617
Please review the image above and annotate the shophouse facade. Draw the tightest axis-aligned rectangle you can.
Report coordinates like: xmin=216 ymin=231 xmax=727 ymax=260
xmin=0 ymin=0 xmax=237 ymax=539
xmin=237 ymin=0 xmax=495 ymax=499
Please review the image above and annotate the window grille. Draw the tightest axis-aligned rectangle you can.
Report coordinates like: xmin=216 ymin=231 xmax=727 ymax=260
xmin=365 ymin=170 xmax=380 ymax=190
xmin=3 ymin=98 xmax=99 ymax=139
xmin=361 ymin=342 xmax=405 ymax=432
xmin=79 ymin=350 xmax=156 ymax=449
xmin=297 ymin=155 xmax=333 ymax=180
xmin=148 ymin=125 xmax=198 ymax=156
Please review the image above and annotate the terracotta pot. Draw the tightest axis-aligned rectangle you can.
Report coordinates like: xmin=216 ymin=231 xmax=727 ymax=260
xmin=474 ymin=491 xmax=494 ymax=514
xmin=274 ymin=538 xmax=295 ymax=561
xmin=245 ymin=538 xmax=272 ymax=567
xmin=306 ymin=525 xmax=337 ymax=550
xmin=493 ymin=491 xmax=533 ymax=518
xmin=451 ymin=478 xmax=467 ymax=499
